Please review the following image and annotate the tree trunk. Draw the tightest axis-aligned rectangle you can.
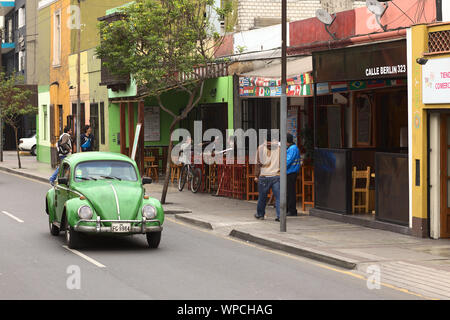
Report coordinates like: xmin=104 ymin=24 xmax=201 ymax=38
xmin=161 ymin=120 xmax=177 ymax=204
xmin=13 ymin=126 xmax=21 ymax=169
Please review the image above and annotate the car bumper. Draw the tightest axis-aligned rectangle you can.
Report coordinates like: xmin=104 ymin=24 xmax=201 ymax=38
xmin=74 ymin=217 xmax=162 ymax=234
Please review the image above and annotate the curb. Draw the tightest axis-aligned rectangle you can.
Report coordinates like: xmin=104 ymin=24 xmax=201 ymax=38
xmin=229 ymin=229 xmax=357 ymax=270
xmin=0 ymin=166 xmax=49 ymax=184
xmin=174 ymin=214 xmax=213 ymax=230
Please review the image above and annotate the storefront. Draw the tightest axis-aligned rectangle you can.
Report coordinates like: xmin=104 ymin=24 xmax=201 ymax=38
xmin=237 ymin=56 xmax=315 ymax=150
xmin=411 ymin=22 xmax=450 ymax=238
xmin=310 ymin=39 xmax=410 ymax=232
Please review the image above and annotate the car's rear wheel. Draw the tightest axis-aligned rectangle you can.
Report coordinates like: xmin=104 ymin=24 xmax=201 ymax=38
xmin=178 ymin=165 xmax=188 ymax=191
xmin=49 ymin=221 xmax=60 ymax=236
xmin=146 ymin=231 xmax=161 ymax=249
xmin=65 ymin=217 xmax=82 ymax=249
xmin=30 ymin=145 xmax=36 ymax=156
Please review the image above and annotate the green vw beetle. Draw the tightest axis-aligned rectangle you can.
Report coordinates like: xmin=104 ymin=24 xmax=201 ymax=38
xmin=45 ymin=152 xmax=164 ymax=249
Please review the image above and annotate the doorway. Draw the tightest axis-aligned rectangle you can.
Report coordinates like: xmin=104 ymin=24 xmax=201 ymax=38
xmin=440 ymin=114 xmax=450 ymax=238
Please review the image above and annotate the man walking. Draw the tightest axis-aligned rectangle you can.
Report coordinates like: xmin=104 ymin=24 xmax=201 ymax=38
xmin=286 ymin=133 xmax=301 ymax=216
xmin=49 ymin=126 xmax=73 ymax=186
xmin=254 ymin=132 xmax=281 ymax=221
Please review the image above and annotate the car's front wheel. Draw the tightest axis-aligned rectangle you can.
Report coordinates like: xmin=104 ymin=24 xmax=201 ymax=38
xmin=49 ymin=221 xmax=60 ymax=236
xmin=65 ymin=217 xmax=82 ymax=249
xmin=30 ymin=145 xmax=36 ymax=156
xmin=146 ymin=231 xmax=161 ymax=249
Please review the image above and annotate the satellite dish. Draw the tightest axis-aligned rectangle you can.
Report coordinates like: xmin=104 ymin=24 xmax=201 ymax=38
xmin=366 ymin=0 xmax=388 ymax=31
xmin=315 ymin=9 xmax=337 ymax=40
xmin=316 ymin=9 xmax=334 ymax=25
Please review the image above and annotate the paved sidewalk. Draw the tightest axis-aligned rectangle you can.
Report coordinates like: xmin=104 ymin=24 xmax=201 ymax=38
xmin=2 ymin=151 xmax=450 ymax=299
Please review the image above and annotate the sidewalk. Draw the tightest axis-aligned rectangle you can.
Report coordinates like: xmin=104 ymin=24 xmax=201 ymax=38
xmin=2 ymin=151 xmax=450 ymax=299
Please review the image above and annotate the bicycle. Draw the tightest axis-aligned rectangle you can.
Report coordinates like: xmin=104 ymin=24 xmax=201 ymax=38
xmin=178 ymin=163 xmax=202 ymax=193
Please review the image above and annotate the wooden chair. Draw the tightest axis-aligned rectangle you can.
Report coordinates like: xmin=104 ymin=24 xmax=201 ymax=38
xmin=207 ymin=163 xmax=218 ymax=193
xmin=246 ymin=163 xmax=259 ymax=201
xmin=302 ymin=166 xmax=315 ymax=211
xmin=144 ymin=156 xmax=159 ymax=182
xmin=352 ymin=166 xmax=371 ymax=214
xmin=296 ymin=171 xmax=302 ymax=204
xmin=170 ymin=163 xmax=182 ymax=184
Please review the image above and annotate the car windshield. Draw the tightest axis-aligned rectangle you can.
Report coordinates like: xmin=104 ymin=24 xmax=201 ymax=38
xmin=74 ymin=161 xmax=138 ymax=182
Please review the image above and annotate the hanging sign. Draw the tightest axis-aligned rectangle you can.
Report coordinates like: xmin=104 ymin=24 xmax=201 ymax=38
xmin=423 ymin=57 xmax=450 ymax=104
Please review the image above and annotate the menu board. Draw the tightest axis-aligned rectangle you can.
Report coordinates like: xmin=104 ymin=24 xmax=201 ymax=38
xmin=144 ymin=106 xmax=160 ymax=142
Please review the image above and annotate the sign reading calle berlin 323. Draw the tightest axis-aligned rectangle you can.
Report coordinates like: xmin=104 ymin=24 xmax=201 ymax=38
xmin=423 ymin=57 xmax=450 ymax=104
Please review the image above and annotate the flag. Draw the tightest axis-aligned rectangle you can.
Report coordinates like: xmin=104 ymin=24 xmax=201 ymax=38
xmin=330 ymin=81 xmax=348 ymax=92
xmin=349 ymin=81 xmax=367 ymax=90
xmin=367 ymin=80 xmax=386 ymax=88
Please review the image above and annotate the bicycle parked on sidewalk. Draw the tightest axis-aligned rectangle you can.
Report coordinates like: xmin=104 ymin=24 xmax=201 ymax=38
xmin=178 ymin=163 xmax=202 ymax=193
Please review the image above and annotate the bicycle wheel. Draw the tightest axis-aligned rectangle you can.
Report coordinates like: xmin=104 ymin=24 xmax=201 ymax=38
xmin=191 ymin=167 xmax=203 ymax=193
xmin=178 ymin=165 xmax=188 ymax=191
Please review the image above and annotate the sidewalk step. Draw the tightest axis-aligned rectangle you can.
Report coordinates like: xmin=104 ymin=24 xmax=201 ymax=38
xmin=229 ymin=229 xmax=358 ymax=270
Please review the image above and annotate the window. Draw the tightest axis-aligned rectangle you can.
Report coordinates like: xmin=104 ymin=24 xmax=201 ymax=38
xmin=53 ymin=10 xmax=61 ymax=66
xmin=18 ymin=50 xmax=25 ymax=73
xmin=100 ymin=102 xmax=106 ymax=145
xmin=18 ymin=6 xmax=25 ymax=29
xmin=58 ymin=105 xmax=63 ymax=136
xmin=74 ymin=161 xmax=138 ymax=182
xmin=43 ymin=106 xmax=48 ymax=141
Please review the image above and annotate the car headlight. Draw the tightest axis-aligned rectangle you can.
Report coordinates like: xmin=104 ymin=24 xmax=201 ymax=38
xmin=142 ymin=204 xmax=157 ymax=219
xmin=78 ymin=205 xmax=93 ymax=220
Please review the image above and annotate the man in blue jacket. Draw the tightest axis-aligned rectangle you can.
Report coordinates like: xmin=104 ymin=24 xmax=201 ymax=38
xmin=287 ymin=133 xmax=301 ymax=216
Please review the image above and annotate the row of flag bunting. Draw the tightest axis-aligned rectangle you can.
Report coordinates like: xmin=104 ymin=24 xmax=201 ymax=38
xmin=239 ymin=76 xmax=407 ymax=97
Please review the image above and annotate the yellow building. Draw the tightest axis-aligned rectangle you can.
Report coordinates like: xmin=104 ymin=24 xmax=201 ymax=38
xmin=410 ymin=22 xmax=450 ymax=238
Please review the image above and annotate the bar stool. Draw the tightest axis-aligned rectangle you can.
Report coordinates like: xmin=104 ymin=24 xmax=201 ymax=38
xmin=246 ymin=163 xmax=259 ymax=201
xmin=144 ymin=156 xmax=159 ymax=182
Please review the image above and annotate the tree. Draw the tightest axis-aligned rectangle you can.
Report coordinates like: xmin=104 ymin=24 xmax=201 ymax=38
xmin=96 ymin=0 xmax=231 ymax=203
xmin=0 ymin=72 xmax=36 ymax=169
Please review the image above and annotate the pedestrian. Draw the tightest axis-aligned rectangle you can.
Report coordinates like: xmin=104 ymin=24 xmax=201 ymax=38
xmin=254 ymin=132 xmax=281 ymax=221
xmin=49 ymin=126 xmax=73 ymax=186
xmin=80 ymin=125 xmax=94 ymax=152
xmin=286 ymin=133 xmax=301 ymax=216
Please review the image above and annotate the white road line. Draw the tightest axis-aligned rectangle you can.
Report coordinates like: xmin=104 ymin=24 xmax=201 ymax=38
xmin=62 ymin=246 xmax=106 ymax=268
xmin=1 ymin=211 xmax=24 ymax=223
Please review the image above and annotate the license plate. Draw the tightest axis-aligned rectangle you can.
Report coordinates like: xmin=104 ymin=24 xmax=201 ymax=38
xmin=111 ymin=223 xmax=131 ymax=233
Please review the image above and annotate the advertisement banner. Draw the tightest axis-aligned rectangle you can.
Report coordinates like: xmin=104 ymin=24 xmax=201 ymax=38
xmin=423 ymin=57 xmax=450 ymax=104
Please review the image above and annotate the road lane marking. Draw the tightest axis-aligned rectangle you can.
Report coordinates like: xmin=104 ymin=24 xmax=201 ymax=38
xmin=1 ymin=211 xmax=24 ymax=223
xmin=166 ymin=216 xmax=433 ymax=300
xmin=62 ymin=246 xmax=106 ymax=268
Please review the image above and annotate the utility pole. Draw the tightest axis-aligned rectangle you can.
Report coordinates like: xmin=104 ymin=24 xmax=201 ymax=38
xmin=280 ymin=0 xmax=287 ymax=232
xmin=76 ymin=0 xmax=81 ymax=153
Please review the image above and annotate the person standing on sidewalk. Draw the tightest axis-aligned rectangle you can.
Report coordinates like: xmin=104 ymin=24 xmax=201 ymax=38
xmin=286 ymin=133 xmax=301 ymax=216
xmin=49 ymin=126 xmax=73 ymax=186
xmin=80 ymin=125 xmax=94 ymax=152
xmin=254 ymin=132 xmax=281 ymax=221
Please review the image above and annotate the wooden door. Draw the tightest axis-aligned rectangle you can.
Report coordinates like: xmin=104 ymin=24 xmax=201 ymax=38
xmin=440 ymin=114 xmax=450 ymax=238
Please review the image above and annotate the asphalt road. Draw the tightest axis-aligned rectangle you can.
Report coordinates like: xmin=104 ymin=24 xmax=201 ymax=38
xmin=0 ymin=171 xmax=420 ymax=300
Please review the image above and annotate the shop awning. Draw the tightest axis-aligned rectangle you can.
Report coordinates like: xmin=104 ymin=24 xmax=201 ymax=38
xmin=239 ymin=56 xmax=314 ymax=98
xmin=241 ymin=56 xmax=312 ymax=78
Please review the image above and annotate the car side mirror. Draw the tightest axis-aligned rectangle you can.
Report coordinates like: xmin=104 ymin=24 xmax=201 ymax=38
xmin=142 ymin=177 xmax=152 ymax=185
xmin=58 ymin=177 xmax=69 ymax=185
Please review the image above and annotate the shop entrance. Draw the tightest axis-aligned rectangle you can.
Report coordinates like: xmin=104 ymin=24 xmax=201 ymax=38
xmin=440 ymin=114 xmax=450 ymax=238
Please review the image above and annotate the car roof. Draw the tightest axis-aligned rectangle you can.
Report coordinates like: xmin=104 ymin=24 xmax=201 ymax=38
xmin=64 ymin=152 xmax=136 ymax=167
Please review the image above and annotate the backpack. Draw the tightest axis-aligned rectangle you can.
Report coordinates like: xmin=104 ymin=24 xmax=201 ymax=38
xmin=57 ymin=134 xmax=71 ymax=156
xmin=81 ymin=136 xmax=91 ymax=150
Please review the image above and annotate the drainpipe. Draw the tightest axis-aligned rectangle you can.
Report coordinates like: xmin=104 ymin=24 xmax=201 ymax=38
xmin=287 ymin=29 xmax=407 ymax=55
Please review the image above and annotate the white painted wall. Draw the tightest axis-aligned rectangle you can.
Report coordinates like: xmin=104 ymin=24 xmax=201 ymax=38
xmin=443 ymin=0 xmax=450 ymax=22
xmin=233 ymin=24 xmax=289 ymax=54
